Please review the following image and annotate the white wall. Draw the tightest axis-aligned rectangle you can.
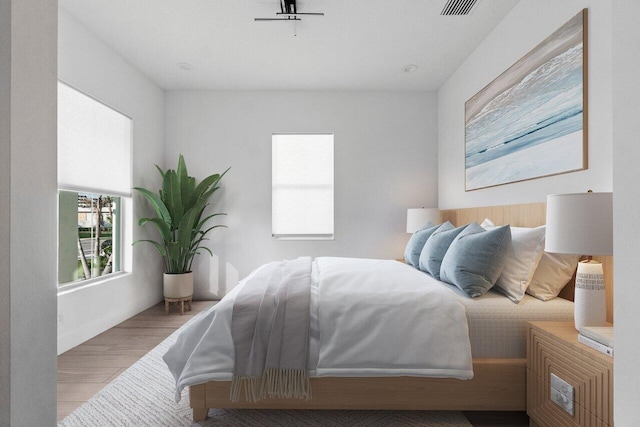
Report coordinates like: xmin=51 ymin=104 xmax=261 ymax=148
xmin=437 ymin=1 xmax=640 ymax=423
xmin=56 ymin=9 xmax=165 ymax=353
xmin=0 ymin=1 xmax=10 ymax=422
xmin=165 ymin=91 xmax=438 ymax=298
xmin=0 ymin=0 xmax=58 ymax=424
xmin=612 ymin=0 xmax=640 ymax=423
xmin=438 ymin=0 xmax=613 ymax=209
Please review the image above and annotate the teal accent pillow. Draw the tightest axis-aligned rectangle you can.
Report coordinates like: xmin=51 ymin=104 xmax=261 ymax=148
xmin=440 ymin=222 xmax=512 ymax=297
xmin=404 ymin=222 xmax=440 ymax=268
xmin=418 ymin=222 xmax=466 ymax=278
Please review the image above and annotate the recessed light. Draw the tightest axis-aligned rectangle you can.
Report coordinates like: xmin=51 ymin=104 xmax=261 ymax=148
xmin=178 ymin=62 xmax=193 ymax=71
xmin=402 ymin=64 xmax=418 ymax=73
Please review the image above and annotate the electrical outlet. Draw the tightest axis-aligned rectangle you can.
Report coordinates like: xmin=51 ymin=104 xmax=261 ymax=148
xmin=58 ymin=312 xmax=64 ymax=325
xmin=550 ymin=373 xmax=574 ymax=416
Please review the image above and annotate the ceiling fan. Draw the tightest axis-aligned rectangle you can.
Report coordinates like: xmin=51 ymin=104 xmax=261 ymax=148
xmin=255 ymin=0 xmax=324 ymax=22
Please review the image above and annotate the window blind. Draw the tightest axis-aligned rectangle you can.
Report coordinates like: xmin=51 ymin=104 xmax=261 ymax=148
xmin=272 ymin=134 xmax=334 ymax=239
xmin=58 ymin=82 xmax=132 ymax=197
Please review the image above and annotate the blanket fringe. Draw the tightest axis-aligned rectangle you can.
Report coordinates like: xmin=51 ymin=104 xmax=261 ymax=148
xmin=230 ymin=369 xmax=311 ymax=402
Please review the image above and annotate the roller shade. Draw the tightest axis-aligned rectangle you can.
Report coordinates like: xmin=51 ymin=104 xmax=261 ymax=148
xmin=272 ymin=134 xmax=334 ymax=239
xmin=58 ymin=82 xmax=132 ymax=197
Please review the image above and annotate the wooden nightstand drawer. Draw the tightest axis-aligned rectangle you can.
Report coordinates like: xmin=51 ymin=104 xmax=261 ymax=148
xmin=527 ymin=322 xmax=613 ymax=427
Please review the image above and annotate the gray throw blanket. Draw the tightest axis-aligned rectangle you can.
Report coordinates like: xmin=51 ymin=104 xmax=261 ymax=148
xmin=230 ymin=257 xmax=312 ymax=402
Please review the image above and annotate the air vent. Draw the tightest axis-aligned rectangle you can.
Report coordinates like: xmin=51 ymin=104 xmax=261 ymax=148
xmin=441 ymin=0 xmax=478 ymax=15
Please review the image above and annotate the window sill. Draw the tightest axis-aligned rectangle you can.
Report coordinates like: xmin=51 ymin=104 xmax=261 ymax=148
xmin=272 ymin=234 xmax=334 ymax=241
xmin=57 ymin=271 xmax=131 ymax=295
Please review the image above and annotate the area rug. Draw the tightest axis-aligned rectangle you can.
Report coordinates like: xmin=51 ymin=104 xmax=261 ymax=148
xmin=59 ymin=323 xmax=472 ymax=427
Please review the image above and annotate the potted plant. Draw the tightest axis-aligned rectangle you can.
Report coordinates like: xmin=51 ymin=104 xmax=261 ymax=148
xmin=134 ymin=154 xmax=229 ymax=299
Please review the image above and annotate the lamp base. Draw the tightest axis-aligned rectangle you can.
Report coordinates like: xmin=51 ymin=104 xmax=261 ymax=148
xmin=574 ymin=260 xmax=607 ymax=331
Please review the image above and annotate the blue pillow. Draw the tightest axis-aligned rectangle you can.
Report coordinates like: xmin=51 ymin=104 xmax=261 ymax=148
xmin=404 ymin=222 xmax=440 ymax=268
xmin=415 ymin=221 xmax=435 ymax=232
xmin=419 ymin=222 xmax=466 ymax=278
xmin=440 ymin=222 xmax=512 ymax=297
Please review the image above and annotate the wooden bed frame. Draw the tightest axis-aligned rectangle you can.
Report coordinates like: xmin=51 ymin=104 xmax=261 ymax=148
xmin=189 ymin=202 xmax=614 ymax=421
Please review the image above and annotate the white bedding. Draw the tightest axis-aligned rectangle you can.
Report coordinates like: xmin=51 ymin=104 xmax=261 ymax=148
xmin=455 ymin=289 xmax=574 ymax=358
xmin=164 ymin=257 xmax=473 ymax=401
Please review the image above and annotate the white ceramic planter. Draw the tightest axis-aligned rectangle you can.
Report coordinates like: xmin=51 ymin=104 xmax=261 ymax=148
xmin=163 ymin=272 xmax=194 ymax=299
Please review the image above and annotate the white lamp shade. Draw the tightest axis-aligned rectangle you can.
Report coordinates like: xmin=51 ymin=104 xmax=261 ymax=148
xmin=406 ymin=208 xmax=440 ymax=233
xmin=545 ymin=192 xmax=613 ymax=256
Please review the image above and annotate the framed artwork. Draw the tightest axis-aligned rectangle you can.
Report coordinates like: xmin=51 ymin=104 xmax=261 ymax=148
xmin=465 ymin=9 xmax=587 ymax=191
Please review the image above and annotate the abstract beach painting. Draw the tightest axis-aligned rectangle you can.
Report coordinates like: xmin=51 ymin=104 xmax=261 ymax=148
xmin=465 ymin=10 xmax=587 ymax=191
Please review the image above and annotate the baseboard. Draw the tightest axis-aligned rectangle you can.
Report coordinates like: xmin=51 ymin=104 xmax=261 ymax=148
xmin=57 ymin=294 xmax=161 ymax=354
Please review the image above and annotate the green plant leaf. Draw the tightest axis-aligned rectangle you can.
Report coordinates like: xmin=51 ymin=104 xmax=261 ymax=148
xmin=162 ymin=170 xmax=183 ymax=228
xmin=177 ymin=155 xmax=195 ymax=209
xmin=195 ymin=213 xmax=226 ymax=232
xmin=155 ymin=164 xmax=166 ymax=179
xmin=181 ymin=177 xmax=196 ymax=212
xmin=166 ymin=241 xmax=182 ymax=273
xmin=199 ymin=224 xmax=227 ymax=240
xmin=189 ymin=235 xmax=209 ymax=252
xmin=132 ymin=239 xmax=167 ymax=257
xmin=192 ymin=197 xmax=208 ymax=223
xmin=201 ymin=186 xmax=220 ymax=203
xmin=177 ymin=211 xmax=197 ymax=250
xmin=188 ymin=174 xmax=218 ymax=208
xmin=135 ymin=157 xmax=229 ymax=274
xmin=197 ymin=246 xmax=213 ymax=257
xmin=188 ymin=167 xmax=229 ymax=208
xmin=177 ymin=154 xmax=188 ymax=182
xmin=133 ymin=187 xmax=171 ymax=225
xmin=138 ymin=217 xmax=172 ymax=243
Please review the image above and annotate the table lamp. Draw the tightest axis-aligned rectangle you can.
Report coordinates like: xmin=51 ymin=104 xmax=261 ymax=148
xmin=545 ymin=192 xmax=613 ymax=331
xmin=406 ymin=208 xmax=440 ymax=233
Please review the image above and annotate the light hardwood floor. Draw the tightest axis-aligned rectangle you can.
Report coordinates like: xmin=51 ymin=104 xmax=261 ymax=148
xmin=57 ymin=300 xmax=214 ymax=422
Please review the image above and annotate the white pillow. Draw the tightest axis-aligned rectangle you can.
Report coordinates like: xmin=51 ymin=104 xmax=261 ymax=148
xmin=480 ymin=218 xmax=495 ymax=229
xmin=526 ymin=252 xmax=580 ymax=301
xmin=481 ymin=219 xmax=546 ymax=303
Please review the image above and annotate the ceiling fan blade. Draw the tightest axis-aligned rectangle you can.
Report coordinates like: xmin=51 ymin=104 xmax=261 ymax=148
xmin=256 ymin=0 xmax=322 ymax=23
xmin=276 ymin=12 xmax=324 ymax=16
xmin=254 ymin=17 xmax=301 ymax=21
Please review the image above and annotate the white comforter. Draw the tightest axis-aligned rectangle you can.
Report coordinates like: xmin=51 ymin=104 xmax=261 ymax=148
xmin=164 ymin=257 xmax=473 ymax=401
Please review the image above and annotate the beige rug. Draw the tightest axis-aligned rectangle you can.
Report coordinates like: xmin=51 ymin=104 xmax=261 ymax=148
xmin=59 ymin=324 xmax=472 ymax=427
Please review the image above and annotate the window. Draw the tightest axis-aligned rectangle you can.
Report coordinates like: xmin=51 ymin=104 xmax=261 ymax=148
xmin=272 ymin=133 xmax=334 ymax=240
xmin=57 ymin=82 xmax=132 ymax=286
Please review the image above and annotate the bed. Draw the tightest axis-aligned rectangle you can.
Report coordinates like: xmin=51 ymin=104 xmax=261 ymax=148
xmin=167 ymin=202 xmax=614 ymax=421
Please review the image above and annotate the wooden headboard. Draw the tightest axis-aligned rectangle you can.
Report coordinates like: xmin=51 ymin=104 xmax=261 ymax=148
xmin=440 ymin=202 xmax=614 ymax=323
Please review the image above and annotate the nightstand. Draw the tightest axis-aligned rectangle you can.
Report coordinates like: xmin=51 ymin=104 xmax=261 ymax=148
xmin=527 ymin=321 xmax=613 ymax=427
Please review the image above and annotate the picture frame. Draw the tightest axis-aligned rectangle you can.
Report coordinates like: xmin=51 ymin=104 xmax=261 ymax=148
xmin=465 ymin=9 xmax=587 ymax=191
